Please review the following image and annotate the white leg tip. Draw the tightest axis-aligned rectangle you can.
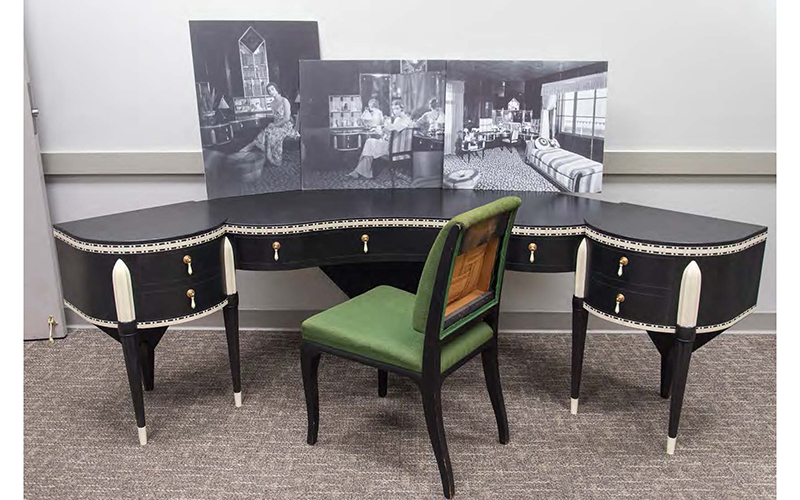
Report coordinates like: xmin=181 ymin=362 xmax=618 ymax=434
xmin=570 ymin=398 xmax=579 ymax=415
xmin=234 ymin=391 xmax=242 ymax=408
xmin=666 ymin=436 xmax=676 ymax=455
xmin=138 ymin=426 xmax=147 ymax=446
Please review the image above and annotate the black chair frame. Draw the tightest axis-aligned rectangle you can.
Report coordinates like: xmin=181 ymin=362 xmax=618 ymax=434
xmin=301 ymin=221 xmax=512 ymax=499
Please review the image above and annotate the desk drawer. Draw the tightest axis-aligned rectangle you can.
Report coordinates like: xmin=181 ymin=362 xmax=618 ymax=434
xmin=585 ymin=274 xmax=676 ymax=326
xmin=136 ymin=273 xmax=225 ymax=322
xmin=132 ymin=237 xmax=223 ymax=287
xmin=589 ymin=240 xmax=681 ymax=289
xmin=506 ymin=235 xmax=581 ymax=272
xmin=234 ymin=227 xmax=439 ymax=269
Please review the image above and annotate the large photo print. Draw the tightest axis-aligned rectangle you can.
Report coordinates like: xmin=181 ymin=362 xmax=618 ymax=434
xmin=189 ymin=21 xmax=320 ymax=198
xmin=443 ymin=60 xmax=607 ymax=192
xmin=300 ymin=60 xmax=446 ymax=189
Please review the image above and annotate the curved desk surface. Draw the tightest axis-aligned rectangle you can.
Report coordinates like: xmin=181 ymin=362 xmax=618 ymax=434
xmin=54 ymin=189 xmax=764 ymax=247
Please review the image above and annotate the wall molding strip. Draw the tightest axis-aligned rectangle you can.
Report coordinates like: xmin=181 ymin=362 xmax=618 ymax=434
xmin=42 ymin=150 xmax=776 ymax=176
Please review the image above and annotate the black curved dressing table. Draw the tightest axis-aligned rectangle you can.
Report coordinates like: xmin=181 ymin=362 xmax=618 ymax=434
xmin=52 ymin=189 xmax=767 ymax=452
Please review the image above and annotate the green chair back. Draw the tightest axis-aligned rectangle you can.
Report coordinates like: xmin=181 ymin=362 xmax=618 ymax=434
xmin=412 ymin=197 xmax=521 ymax=371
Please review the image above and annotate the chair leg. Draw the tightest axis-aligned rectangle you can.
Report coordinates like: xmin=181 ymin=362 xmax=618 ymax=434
xmin=301 ymin=343 xmax=322 ymax=445
xmin=421 ymin=382 xmax=454 ymax=499
xmin=481 ymin=340 xmax=509 ymax=444
xmin=378 ymin=369 xmax=388 ymax=397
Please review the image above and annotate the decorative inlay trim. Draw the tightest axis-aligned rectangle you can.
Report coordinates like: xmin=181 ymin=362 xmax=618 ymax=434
xmin=583 ymin=302 xmax=757 ymax=333
xmin=64 ymin=299 xmax=229 ymax=329
xmin=511 ymin=226 xmax=585 ymax=237
xmin=53 ymin=226 xmax=226 ymax=254
xmin=53 ymin=218 xmax=767 ymax=257
xmin=225 ymin=218 xmax=448 ymax=235
xmin=585 ymin=227 xmax=768 ymax=257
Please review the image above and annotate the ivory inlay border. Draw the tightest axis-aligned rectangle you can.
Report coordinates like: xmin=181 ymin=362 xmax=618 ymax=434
xmin=54 ymin=219 xmax=767 ymax=257
xmin=583 ymin=302 xmax=757 ymax=334
xmin=64 ymin=298 xmax=229 ymax=329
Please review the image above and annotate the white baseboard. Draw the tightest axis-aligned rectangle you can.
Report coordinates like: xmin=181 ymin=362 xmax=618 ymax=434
xmin=64 ymin=309 xmax=776 ymax=334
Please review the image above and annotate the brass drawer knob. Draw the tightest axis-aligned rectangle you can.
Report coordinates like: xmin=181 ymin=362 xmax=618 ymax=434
xmin=528 ymin=242 xmax=537 ymax=264
xmin=187 ymin=289 xmax=196 ymax=309
xmin=618 ymin=256 xmax=629 ymax=277
xmin=361 ymin=234 xmax=369 ymax=254
xmin=615 ymin=293 xmax=625 ymax=314
xmin=272 ymin=241 xmax=281 ymax=261
xmin=183 ymin=255 xmax=193 ymax=275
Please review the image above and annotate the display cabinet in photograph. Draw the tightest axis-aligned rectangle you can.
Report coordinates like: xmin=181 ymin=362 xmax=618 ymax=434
xmin=329 ymin=95 xmax=364 ymax=151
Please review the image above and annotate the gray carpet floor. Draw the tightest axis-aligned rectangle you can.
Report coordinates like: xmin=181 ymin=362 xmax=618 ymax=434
xmin=24 ymin=329 xmax=775 ymax=499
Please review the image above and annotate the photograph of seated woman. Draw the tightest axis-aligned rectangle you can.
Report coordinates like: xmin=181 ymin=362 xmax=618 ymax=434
xmin=300 ymin=60 xmax=446 ymax=190
xmin=188 ymin=20 xmax=320 ymax=199
xmin=359 ymin=99 xmax=384 ymax=128
xmin=238 ymin=83 xmax=295 ymax=167
xmin=348 ymin=99 xmax=413 ymax=179
xmin=416 ymin=98 xmax=444 ymax=131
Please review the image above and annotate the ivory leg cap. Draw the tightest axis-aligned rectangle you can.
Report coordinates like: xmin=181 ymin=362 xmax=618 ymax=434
xmin=234 ymin=391 xmax=242 ymax=408
xmin=666 ymin=436 xmax=676 ymax=455
xmin=570 ymin=398 xmax=579 ymax=415
xmin=138 ymin=426 xmax=147 ymax=446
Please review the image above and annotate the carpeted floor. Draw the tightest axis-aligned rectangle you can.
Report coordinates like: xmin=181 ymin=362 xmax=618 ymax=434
xmin=24 ymin=329 xmax=775 ymax=499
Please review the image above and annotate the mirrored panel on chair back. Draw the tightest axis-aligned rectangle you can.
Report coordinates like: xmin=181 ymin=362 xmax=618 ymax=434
xmin=412 ymin=197 xmax=521 ymax=339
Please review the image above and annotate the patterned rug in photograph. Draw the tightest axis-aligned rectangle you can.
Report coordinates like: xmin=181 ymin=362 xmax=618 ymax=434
xmin=24 ymin=329 xmax=775 ymax=499
xmin=443 ymin=147 xmax=559 ymax=191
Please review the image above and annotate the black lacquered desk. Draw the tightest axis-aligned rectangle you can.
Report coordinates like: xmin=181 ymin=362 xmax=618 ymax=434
xmin=52 ymin=189 xmax=767 ymax=451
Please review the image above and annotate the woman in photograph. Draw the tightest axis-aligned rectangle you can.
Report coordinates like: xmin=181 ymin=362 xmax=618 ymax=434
xmin=416 ymin=97 xmax=444 ymax=131
xmin=359 ymin=98 xmax=385 ymax=129
xmin=348 ymin=99 xmax=413 ymax=179
xmin=237 ymin=82 xmax=294 ymax=167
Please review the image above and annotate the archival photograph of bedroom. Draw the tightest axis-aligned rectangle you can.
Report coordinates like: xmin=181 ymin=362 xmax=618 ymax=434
xmin=443 ymin=60 xmax=607 ymax=192
xmin=300 ymin=59 xmax=446 ymax=190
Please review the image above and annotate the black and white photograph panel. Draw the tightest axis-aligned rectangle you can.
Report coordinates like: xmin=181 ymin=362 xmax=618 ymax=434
xmin=189 ymin=21 xmax=320 ymax=199
xmin=443 ymin=60 xmax=607 ymax=193
xmin=300 ymin=60 xmax=446 ymax=190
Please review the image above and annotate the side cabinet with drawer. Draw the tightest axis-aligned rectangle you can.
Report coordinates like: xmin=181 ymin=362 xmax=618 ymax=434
xmin=52 ymin=229 xmax=242 ymax=446
xmin=569 ymin=221 xmax=767 ymax=456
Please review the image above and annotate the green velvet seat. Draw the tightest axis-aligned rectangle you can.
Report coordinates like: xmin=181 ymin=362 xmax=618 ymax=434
xmin=300 ymin=196 xmax=521 ymax=499
xmin=301 ymin=285 xmax=494 ymax=373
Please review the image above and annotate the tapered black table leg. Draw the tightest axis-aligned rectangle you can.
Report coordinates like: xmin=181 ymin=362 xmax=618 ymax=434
xmin=118 ymin=321 xmax=146 ymax=445
xmin=660 ymin=351 xmax=673 ymax=399
xmin=668 ymin=326 xmax=697 ymax=454
xmin=223 ymin=293 xmax=242 ymax=407
xmin=378 ymin=369 xmax=388 ymax=398
xmin=481 ymin=338 xmax=509 ymax=444
xmin=138 ymin=339 xmax=155 ymax=391
xmin=421 ymin=382 xmax=454 ymax=499
xmin=570 ymin=295 xmax=589 ymax=414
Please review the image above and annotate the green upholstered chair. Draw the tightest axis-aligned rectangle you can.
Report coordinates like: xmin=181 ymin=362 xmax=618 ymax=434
xmin=300 ymin=196 xmax=522 ymax=499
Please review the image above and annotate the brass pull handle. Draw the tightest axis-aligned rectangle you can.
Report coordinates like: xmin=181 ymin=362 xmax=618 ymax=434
xmin=183 ymin=255 xmax=193 ymax=275
xmin=618 ymin=256 xmax=629 ymax=277
xmin=47 ymin=315 xmax=58 ymax=346
xmin=615 ymin=293 xmax=625 ymax=314
xmin=187 ymin=289 xmax=196 ymax=309
xmin=528 ymin=242 xmax=537 ymax=264
xmin=272 ymin=241 xmax=281 ymax=261
xmin=361 ymin=234 xmax=369 ymax=254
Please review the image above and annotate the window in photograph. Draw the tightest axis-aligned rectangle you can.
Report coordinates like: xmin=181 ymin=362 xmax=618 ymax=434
xmin=557 ymin=88 xmax=606 ymax=138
